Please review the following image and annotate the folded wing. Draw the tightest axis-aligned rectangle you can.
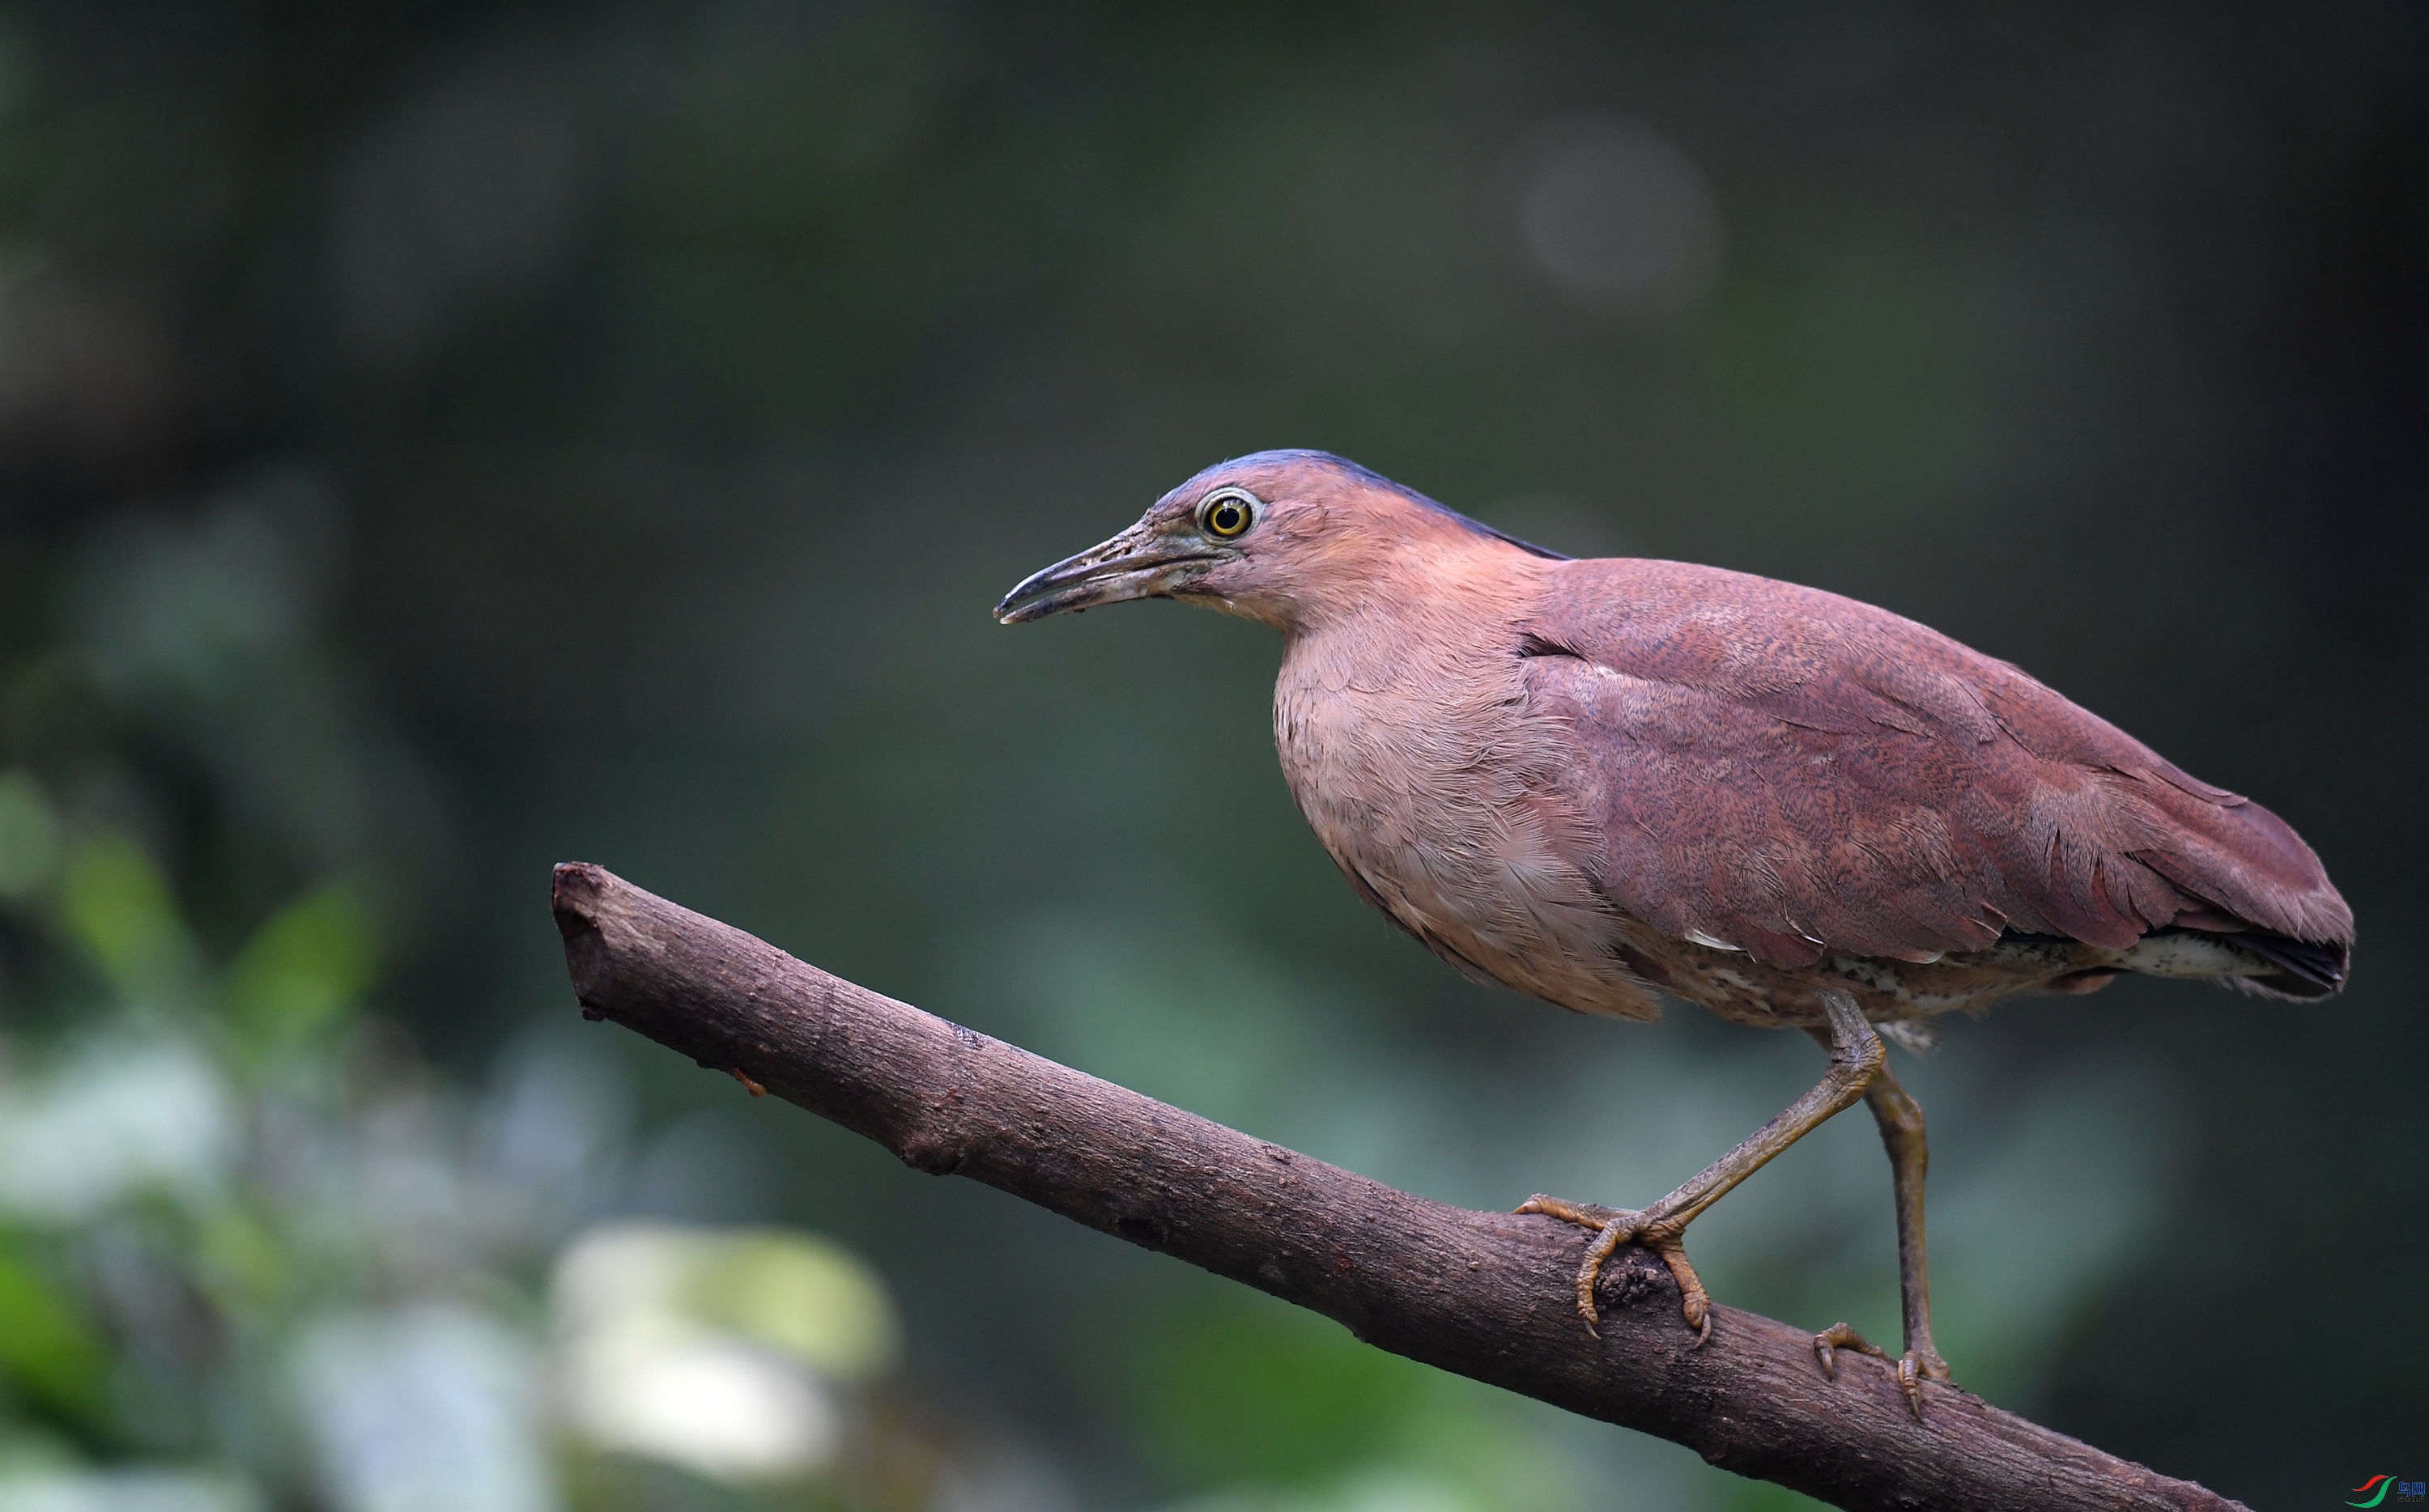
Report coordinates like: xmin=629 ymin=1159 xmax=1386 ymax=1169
xmin=1518 ymin=559 xmax=2352 ymax=992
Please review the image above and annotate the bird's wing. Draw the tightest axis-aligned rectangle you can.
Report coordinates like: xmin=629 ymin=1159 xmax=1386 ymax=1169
xmin=1517 ymin=559 xmax=2352 ymax=972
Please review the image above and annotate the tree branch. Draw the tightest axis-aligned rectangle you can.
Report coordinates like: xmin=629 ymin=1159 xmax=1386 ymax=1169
xmin=550 ymin=862 xmax=2243 ymax=1512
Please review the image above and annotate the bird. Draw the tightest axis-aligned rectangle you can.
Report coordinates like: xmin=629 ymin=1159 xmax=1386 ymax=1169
xmin=993 ymin=449 xmax=2351 ymax=1416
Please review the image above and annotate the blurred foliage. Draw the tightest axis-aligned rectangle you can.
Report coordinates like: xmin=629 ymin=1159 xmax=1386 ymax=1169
xmin=57 ymin=835 xmax=205 ymax=1007
xmin=0 ymin=2 xmax=2423 ymax=1510
xmin=0 ymin=766 xmax=951 ymax=1508
xmin=1143 ymin=1302 xmax=1429 ymax=1492
xmin=219 ymin=882 xmax=379 ymax=1059
xmin=0 ymin=1237 xmax=107 ymax=1422
xmin=0 ymin=588 xmax=950 ymax=1505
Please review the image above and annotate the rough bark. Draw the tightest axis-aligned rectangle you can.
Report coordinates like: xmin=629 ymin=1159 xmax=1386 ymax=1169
xmin=551 ymin=861 xmax=2244 ymax=1512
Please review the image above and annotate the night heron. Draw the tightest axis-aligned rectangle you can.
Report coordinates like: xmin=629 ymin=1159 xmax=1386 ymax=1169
xmin=995 ymin=450 xmax=2350 ymax=1415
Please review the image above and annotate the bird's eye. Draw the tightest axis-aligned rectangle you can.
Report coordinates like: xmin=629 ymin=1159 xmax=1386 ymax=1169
xmin=1199 ymin=490 xmax=1258 ymax=539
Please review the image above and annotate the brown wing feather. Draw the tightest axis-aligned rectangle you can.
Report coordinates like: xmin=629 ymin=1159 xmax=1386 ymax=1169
xmin=1519 ymin=559 xmax=2352 ymax=979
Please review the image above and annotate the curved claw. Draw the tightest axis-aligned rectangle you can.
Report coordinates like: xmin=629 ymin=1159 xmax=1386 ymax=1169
xmin=1811 ymin=1320 xmax=1889 ymax=1382
xmin=1895 ymin=1348 xmax=1952 ymax=1418
xmin=1810 ymin=1323 xmax=1944 ymax=1420
xmin=1572 ymin=1213 xmax=1638 ymax=1331
xmin=1650 ymin=1234 xmax=1712 ymax=1345
xmin=1895 ymin=1353 xmax=1924 ymax=1420
xmin=1521 ymin=1196 xmax=1713 ymax=1346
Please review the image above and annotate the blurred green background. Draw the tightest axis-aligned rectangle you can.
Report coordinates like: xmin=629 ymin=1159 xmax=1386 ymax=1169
xmin=0 ymin=2 xmax=2420 ymax=1509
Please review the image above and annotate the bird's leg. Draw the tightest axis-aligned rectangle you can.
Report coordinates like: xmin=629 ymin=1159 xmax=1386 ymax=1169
xmin=1868 ymin=1059 xmax=1953 ymax=1390
xmin=1518 ymin=992 xmax=1885 ymax=1344
xmin=1805 ymin=1037 xmax=1950 ymax=1419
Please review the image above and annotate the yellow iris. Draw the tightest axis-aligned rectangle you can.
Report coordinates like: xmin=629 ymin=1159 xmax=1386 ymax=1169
xmin=1202 ymin=494 xmax=1253 ymax=537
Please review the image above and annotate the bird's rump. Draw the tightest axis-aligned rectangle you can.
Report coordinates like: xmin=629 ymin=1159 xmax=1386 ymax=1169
xmin=1518 ymin=558 xmax=2352 ymax=995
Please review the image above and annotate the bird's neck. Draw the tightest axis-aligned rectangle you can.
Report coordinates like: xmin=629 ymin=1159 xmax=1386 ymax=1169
xmin=1272 ymin=529 xmax=1553 ymax=646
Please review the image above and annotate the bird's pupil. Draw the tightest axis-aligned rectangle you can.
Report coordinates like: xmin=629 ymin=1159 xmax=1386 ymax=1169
xmin=1214 ymin=504 xmax=1240 ymax=532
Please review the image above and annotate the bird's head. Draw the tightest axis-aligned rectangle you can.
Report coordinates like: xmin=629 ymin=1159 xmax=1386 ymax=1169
xmin=993 ymin=450 xmax=1566 ymax=633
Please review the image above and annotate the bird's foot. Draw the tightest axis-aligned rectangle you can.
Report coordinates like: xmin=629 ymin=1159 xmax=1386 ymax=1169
xmin=1811 ymin=1323 xmax=1950 ymax=1420
xmin=1515 ymin=1193 xmax=1711 ymax=1346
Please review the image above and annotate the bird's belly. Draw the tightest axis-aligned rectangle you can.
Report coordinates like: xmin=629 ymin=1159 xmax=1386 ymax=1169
xmin=1273 ymin=656 xmax=1660 ymax=1020
xmin=1336 ymin=814 xmax=1658 ymax=1020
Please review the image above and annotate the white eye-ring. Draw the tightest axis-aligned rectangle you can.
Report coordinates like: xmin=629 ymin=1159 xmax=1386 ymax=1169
xmin=1197 ymin=487 xmax=1261 ymax=540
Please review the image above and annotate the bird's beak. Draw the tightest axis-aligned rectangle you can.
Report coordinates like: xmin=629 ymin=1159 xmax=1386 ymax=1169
xmin=993 ymin=520 xmax=1226 ymax=624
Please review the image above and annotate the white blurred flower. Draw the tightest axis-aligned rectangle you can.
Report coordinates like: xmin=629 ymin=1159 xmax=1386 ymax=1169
xmin=0 ymin=1035 xmax=232 ymax=1224
xmin=289 ymin=1306 xmax=556 ymax=1512
xmin=563 ymin=1327 xmax=836 ymax=1484
xmin=550 ymin=1221 xmax=899 ymax=1484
